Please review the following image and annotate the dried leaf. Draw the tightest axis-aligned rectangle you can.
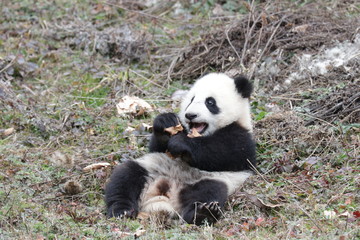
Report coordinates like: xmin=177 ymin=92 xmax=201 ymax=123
xmin=305 ymin=156 xmax=321 ymax=165
xmin=1 ymin=127 xmax=15 ymax=137
xmin=237 ymin=192 xmax=283 ymax=209
xmin=324 ymin=210 xmax=337 ymax=219
xmin=291 ymin=24 xmax=310 ymax=33
xmin=134 ymin=228 xmax=146 ymax=238
xmin=112 ymin=229 xmax=131 ymax=238
xmin=138 ymin=123 xmax=152 ymax=132
xmin=187 ymin=128 xmax=202 ymax=138
xmin=123 ymin=126 xmax=136 ymax=135
xmin=164 ymin=124 xmax=183 ymax=135
xmin=83 ymin=162 xmax=111 ymax=172
xmin=261 ymin=13 xmax=268 ymax=26
xmin=339 ymin=211 xmax=351 ymax=218
xmin=116 ymin=96 xmax=153 ymax=117
xmin=63 ymin=180 xmax=83 ymax=195
xmin=222 ymin=225 xmax=241 ymax=236
xmin=255 ymin=217 xmax=265 ymax=226
xmin=112 ymin=227 xmax=146 ymax=238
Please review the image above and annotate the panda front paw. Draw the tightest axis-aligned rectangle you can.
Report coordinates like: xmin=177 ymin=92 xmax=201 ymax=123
xmin=168 ymin=133 xmax=191 ymax=157
xmin=153 ymin=113 xmax=181 ymax=134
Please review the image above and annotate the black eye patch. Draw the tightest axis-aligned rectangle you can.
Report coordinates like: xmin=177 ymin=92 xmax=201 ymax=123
xmin=205 ymin=97 xmax=220 ymax=114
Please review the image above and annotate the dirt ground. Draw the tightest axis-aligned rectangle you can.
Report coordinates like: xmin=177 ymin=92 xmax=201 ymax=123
xmin=0 ymin=0 xmax=359 ymax=239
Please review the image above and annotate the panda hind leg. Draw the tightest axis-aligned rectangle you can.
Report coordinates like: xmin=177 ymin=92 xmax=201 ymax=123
xmin=105 ymin=160 xmax=148 ymax=218
xmin=179 ymin=179 xmax=228 ymax=225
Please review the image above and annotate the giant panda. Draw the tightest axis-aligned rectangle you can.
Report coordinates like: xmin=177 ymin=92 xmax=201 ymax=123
xmin=105 ymin=73 xmax=256 ymax=225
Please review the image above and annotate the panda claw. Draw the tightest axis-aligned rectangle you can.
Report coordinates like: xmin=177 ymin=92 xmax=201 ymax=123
xmin=194 ymin=201 xmax=222 ymax=225
xmin=112 ymin=209 xmax=137 ymax=219
xmin=208 ymin=201 xmax=220 ymax=212
xmin=207 ymin=202 xmax=221 ymax=217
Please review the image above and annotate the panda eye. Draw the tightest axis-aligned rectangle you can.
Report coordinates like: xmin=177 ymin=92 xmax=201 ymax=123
xmin=205 ymin=97 xmax=215 ymax=106
xmin=205 ymin=97 xmax=220 ymax=114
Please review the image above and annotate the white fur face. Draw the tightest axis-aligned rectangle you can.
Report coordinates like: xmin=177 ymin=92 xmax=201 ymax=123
xmin=179 ymin=73 xmax=252 ymax=136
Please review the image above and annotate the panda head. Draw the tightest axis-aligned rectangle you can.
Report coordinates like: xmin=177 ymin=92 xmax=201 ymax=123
xmin=179 ymin=73 xmax=253 ymax=136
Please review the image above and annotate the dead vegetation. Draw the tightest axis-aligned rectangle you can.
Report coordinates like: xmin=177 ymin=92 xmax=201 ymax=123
xmin=304 ymin=81 xmax=360 ymax=125
xmin=0 ymin=0 xmax=359 ymax=239
xmin=164 ymin=1 xmax=360 ymax=82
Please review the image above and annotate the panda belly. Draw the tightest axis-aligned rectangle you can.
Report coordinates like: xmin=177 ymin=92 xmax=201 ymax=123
xmin=134 ymin=153 xmax=253 ymax=218
xmin=139 ymin=177 xmax=181 ymax=217
xmin=134 ymin=153 xmax=205 ymax=217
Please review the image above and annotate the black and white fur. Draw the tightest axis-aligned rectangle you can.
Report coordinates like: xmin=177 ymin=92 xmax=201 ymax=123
xmin=105 ymin=73 xmax=256 ymax=225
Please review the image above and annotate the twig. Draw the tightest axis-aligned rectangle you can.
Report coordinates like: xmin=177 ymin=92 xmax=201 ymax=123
xmin=0 ymin=56 xmax=17 ymax=74
xmin=247 ymin=159 xmax=269 ymax=184
xmin=279 ymin=176 xmax=308 ymax=194
xmin=225 ymin=23 xmax=242 ymax=63
xmin=271 ymin=96 xmax=310 ymax=101
xmin=307 ymin=136 xmax=326 ymax=160
xmin=296 ymin=112 xmax=337 ymax=128
xmin=128 ymin=69 xmax=163 ymax=89
xmin=296 ymin=204 xmax=323 ymax=233
xmin=88 ymin=150 xmax=128 ymax=161
xmin=341 ymin=108 xmax=360 ymax=123
xmin=241 ymin=2 xmax=262 ymax=66
xmin=166 ymin=52 xmax=181 ymax=84
xmin=249 ymin=15 xmax=285 ymax=79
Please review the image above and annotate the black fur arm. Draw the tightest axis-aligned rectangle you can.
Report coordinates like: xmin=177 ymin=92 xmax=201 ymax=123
xmin=167 ymin=122 xmax=256 ymax=172
xmin=149 ymin=113 xmax=183 ymax=153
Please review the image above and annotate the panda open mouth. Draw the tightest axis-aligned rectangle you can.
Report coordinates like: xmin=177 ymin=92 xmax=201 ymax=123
xmin=189 ymin=122 xmax=208 ymax=134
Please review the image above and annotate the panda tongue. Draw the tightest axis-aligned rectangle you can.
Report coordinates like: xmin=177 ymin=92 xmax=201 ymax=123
xmin=191 ymin=122 xmax=206 ymax=133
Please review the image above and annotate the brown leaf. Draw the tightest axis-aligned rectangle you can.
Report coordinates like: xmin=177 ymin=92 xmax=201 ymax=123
xmin=164 ymin=124 xmax=183 ymax=136
xmin=255 ymin=217 xmax=265 ymax=226
xmin=187 ymin=128 xmax=202 ymax=138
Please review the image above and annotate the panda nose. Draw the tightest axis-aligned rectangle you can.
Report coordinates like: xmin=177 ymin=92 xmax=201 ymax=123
xmin=185 ymin=113 xmax=197 ymax=120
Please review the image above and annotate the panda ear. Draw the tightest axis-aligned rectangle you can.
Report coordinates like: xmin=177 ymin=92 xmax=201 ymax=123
xmin=234 ymin=75 xmax=253 ymax=98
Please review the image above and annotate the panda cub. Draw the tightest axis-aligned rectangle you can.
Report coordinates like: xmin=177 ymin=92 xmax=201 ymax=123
xmin=105 ymin=73 xmax=256 ymax=225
